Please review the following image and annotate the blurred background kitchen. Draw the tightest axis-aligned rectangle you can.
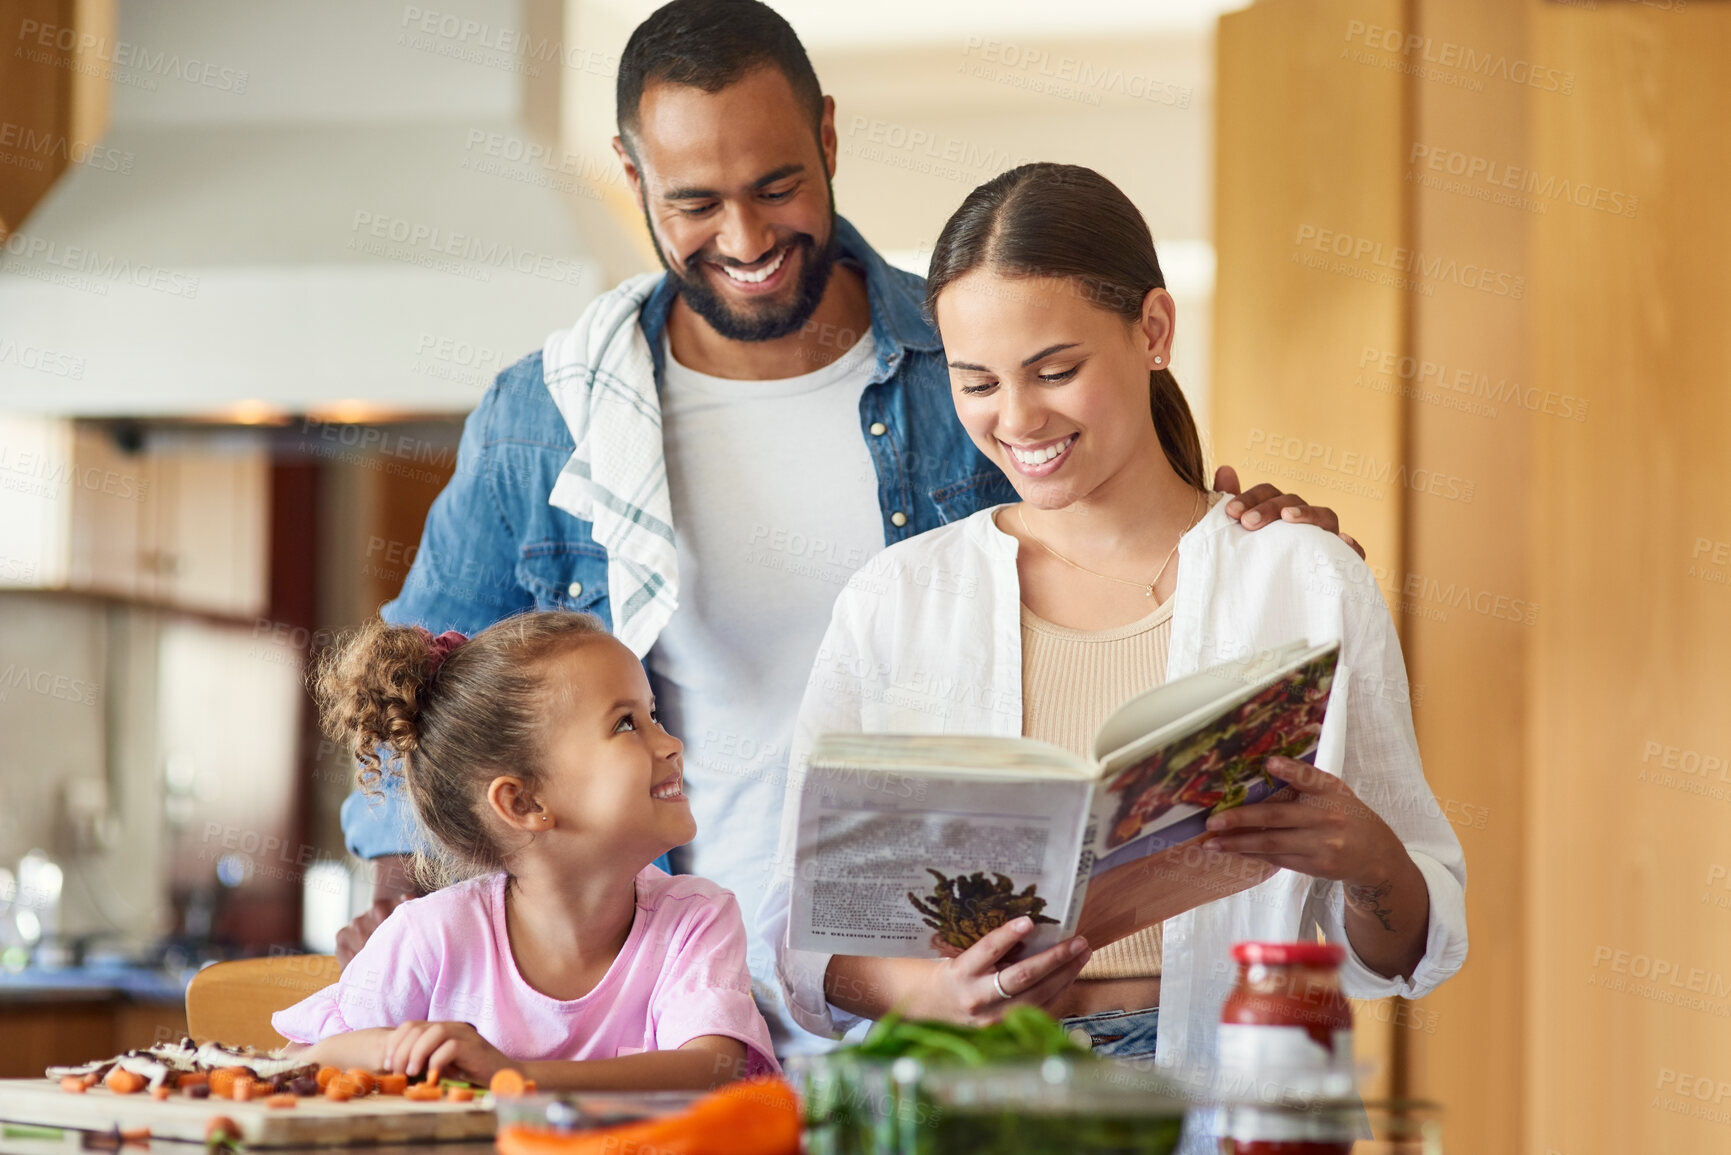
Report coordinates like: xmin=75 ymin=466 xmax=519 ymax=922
xmin=0 ymin=1 xmax=1723 ymax=1152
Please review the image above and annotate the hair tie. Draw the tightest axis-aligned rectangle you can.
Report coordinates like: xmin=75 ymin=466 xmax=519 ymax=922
xmin=413 ymin=627 xmax=469 ymax=681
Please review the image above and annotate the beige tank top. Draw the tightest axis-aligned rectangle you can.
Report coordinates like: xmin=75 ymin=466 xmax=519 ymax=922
xmin=1020 ymin=596 xmax=1174 ymax=979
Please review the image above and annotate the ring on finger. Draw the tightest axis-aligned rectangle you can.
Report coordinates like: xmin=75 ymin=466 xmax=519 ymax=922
xmin=992 ymin=970 xmax=1012 ymax=1001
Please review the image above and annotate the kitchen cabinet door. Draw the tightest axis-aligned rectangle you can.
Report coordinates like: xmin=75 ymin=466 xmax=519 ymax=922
xmin=66 ymin=425 xmax=159 ymax=602
xmin=150 ymin=447 xmax=269 ymax=620
xmin=29 ymin=420 xmax=270 ymax=619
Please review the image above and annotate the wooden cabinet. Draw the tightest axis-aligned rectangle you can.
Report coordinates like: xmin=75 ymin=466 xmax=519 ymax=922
xmin=2 ymin=417 xmax=268 ymax=619
xmin=0 ymin=998 xmax=188 ymax=1080
xmin=1217 ymin=3 xmax=1731 ymax=1153
xmin=145 ymin=446 xmax=270 ymax=619
xmin=1217 ymin=4 xmax=1531 ymax=1145
xmin=64 ymin=423 xmax=154 ymax=602
xmin=0 ymin=0 xmax=113 ymax=236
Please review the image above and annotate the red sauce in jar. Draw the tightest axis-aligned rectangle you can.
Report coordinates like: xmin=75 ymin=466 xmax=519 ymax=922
xmin=1220 ymin=941 xmax=1353 ymax=1051
xmin=1216 ymin=942 xmax=1355 ymax=1155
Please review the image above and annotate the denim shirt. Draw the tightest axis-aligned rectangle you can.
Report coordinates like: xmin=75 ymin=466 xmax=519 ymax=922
xmin=341 ymin=217 xmax=1017 ymax=859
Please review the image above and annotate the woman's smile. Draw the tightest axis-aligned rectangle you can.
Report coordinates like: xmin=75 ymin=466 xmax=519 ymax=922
xmin=1001 ymin=433 xmax=1078 ymax=476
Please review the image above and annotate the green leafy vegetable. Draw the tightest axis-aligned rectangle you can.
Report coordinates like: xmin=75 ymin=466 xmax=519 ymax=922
xmin=850 ymin=1006 xmax=1087 ymax=1068
xmin=801 ymin=1008 xmax=1185 ymax=1153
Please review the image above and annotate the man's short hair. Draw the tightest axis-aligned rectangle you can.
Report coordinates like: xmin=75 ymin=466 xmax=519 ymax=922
xmin=616 ymin=0 xmax=824 ymax=160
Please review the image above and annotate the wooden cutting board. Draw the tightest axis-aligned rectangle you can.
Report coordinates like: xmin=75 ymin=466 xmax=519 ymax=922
xmin=0 ymin=1079 xmax=496 ymax=1147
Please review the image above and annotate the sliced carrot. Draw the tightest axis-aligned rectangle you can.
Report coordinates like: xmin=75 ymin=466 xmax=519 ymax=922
xmin=522 ymin=1079 xmax=537 ymax=1093
xmin=150 ymin=1085 xmax=171 ymax=1102
xmin=177 ymin=1072 xmax=208 ymax=1090
xmin=105 ymin=1068 xmax=147 ymax=1095
xmin=315 ymin=1066 xmax=342 ymax=1091
xmin=376 ymin=1073 xmax=408 ymax=1096
xmin=60 ymin=1075 xmax=90 ymax=1093
xmin=265 ymin=1094 xmax=297 ymax=1110
xmin=402 ymin=1082 xmax=443 ymax=1102
xmin=323 ymin=1080 xmax=354 ymax=1103
xmin=208 ymin=1067 xmax=245 ymax=1098
xmin=487 ymin=1069 xmax=527 ymax=1098
xmin=345 ymin=1068 xmax=378 ymax=1095
xmin=444 ymin=1086 xmax=474 ymax=1103
xmin=232 ymin=1079 xmax=255 ymax=1102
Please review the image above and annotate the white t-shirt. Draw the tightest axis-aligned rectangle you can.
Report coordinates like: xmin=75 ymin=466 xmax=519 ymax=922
xmin=651 ymin=329 xmax=884 ymax=1051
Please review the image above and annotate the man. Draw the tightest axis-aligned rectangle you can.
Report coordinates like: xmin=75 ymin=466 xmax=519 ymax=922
xmin=339 ymin=0 xmax=1361 ymax=1052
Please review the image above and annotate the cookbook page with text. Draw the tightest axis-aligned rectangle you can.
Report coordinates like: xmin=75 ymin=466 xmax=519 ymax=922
xmin=787 ymin=763 xmax=1093 ymax=958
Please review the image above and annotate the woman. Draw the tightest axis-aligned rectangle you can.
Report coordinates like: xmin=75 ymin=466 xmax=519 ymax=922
xmin=758 ymin=163 xmax=1466 ymax=1072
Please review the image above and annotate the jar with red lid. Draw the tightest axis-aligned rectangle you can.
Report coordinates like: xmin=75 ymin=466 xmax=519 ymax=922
xmin=1215 ymin=941 xmax=1356 ymax=1154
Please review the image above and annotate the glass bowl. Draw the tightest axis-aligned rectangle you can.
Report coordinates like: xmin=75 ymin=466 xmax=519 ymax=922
xmin=792 ymin=1052 xmax=1189 ymax=1155
xmin=493 ymin=1089 xmax=705 ymax=1133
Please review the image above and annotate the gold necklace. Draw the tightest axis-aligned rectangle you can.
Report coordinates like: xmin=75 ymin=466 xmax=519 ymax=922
xmin=1016 ymin=490 xmax=1205 ymax=598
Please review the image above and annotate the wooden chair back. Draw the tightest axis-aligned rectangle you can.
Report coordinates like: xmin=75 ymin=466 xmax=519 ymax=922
xmin=184 ymin=955 xmax=340 ymax=1049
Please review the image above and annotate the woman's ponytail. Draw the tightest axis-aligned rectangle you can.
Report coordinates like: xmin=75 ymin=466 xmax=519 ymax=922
xmin=1150 ymin=367 xmax=1206 ymax=492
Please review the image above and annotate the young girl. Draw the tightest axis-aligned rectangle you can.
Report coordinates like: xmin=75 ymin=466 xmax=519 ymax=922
xmin=274 ymin=612 xmax=778 ymax=1087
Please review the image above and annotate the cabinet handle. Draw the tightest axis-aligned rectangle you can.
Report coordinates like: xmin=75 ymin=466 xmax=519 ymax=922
xmin=140 ymin=550 xmax=182 ymax=576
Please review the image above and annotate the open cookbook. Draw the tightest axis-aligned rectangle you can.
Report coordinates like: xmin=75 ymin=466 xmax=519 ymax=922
xmin=786 ymin=639 xmax=1340 ymax=958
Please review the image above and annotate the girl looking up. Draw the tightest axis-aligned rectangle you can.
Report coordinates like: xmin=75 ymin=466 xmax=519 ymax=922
xmin=276 ymin=612 xmax=777 ymax=1087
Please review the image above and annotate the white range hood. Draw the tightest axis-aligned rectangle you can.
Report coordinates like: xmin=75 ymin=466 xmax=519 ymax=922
xmin=0 ymin=118 xmax=602 ymax=418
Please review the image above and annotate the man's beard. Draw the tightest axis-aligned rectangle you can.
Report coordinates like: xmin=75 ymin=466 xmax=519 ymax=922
xmin=643 ymin=196 xmax=841 ymax=343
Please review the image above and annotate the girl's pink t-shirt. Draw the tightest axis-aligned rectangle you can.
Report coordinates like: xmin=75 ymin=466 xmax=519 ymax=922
xmin=272 ymin=866 xmax=778 ymax=1076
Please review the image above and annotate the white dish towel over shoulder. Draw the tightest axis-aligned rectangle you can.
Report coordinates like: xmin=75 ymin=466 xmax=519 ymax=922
xmin=542 ymin=272 xmax=678 ymax=657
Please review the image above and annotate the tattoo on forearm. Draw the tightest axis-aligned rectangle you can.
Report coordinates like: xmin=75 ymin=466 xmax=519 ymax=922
xmin=1346 ymin=879 xmax=1396 ymax=932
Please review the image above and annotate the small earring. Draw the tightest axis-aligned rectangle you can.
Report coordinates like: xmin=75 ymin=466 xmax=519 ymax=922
xmin=1154 ymin=355 xmax=1164 ymax=366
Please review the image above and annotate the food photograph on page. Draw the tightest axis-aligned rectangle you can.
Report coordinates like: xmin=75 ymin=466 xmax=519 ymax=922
xmin=1102 ymin=649 xmax=1337 ymax=853
xmin=907 ymin=868 xmax=1060 ymax=955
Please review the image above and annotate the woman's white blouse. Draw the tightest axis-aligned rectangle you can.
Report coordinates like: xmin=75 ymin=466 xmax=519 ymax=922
xmin=757 ymin=499 xmax=1468 ymax=1073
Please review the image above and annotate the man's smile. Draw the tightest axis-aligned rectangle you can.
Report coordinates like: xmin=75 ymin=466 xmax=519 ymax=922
xmin=705 ymin=243 xmax=794 ymax=295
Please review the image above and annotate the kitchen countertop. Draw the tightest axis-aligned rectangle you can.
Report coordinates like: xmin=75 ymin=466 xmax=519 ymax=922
xmin=0 ymin=1130 xmax=492 ymax=1155
xmin=0 ymin=964 xmax=192 ymax=1004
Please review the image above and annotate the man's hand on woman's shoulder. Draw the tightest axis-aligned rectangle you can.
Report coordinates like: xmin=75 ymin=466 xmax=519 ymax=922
xmin=1213 ymin=465 xmax=1366 ymax=561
